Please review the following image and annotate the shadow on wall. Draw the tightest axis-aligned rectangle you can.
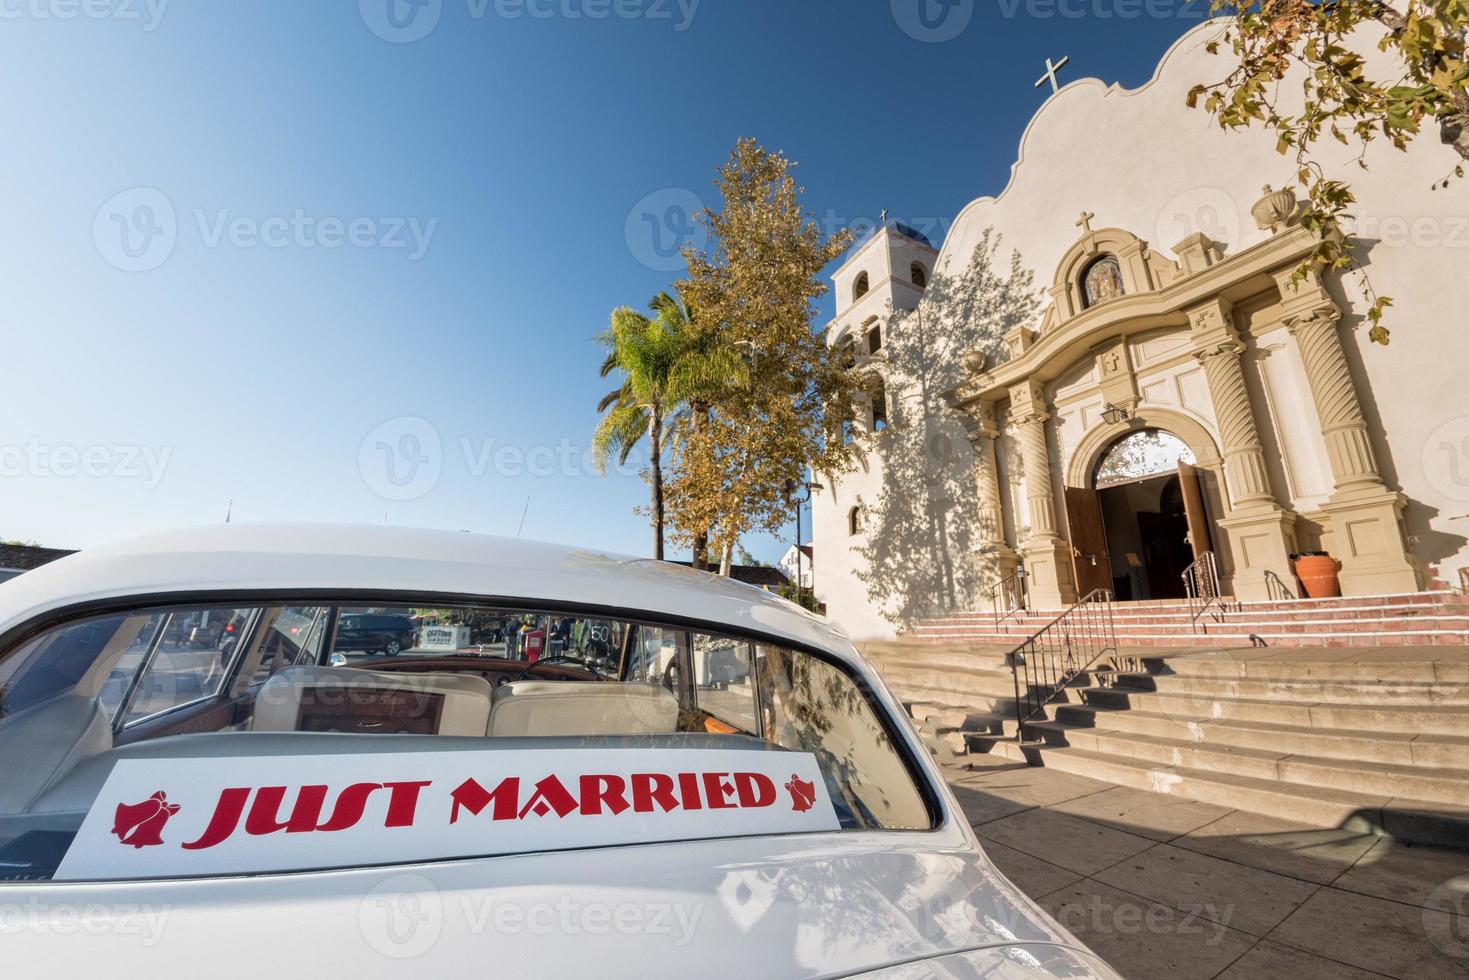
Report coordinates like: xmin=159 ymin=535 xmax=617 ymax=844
xmin=855 ymin=229 xmax=1042 ymax=629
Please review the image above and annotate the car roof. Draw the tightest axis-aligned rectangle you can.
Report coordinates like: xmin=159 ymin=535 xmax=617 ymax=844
xmin=0 ymin=523 xmax=854 ymax=656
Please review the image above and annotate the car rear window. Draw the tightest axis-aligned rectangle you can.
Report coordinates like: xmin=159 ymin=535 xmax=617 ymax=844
xmin=0 ymin=598 xmax=933 ymax=882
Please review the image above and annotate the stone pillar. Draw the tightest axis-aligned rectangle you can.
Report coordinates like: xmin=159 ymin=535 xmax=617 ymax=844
xmin=1189 ymin=300 xmax=1277 ymax=508
xmin=957 ymin=402 xmax=1019 ymax=595
xmin=1009 ymin=380 xmax=1076 ymax=609
xmin=1187 ymin=298 xmax=1298 ymax=601
xmin=1274 ymin=270 xmax=1419 ymax=594
xmin=1286 ymin=306 xmax=1385 ymax=492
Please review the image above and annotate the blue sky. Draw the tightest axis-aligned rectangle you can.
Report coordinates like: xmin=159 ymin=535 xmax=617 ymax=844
xmin=0 ymin=0 xmax=1212 ymax=562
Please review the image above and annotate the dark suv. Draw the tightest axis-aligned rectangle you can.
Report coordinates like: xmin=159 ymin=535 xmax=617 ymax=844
xmin=333 ymin=613 xmax=417 ymax=656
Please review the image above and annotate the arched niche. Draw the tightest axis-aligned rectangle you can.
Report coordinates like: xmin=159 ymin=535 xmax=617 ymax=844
xmin=1048 ymin=228 xmax=1178 ymax=324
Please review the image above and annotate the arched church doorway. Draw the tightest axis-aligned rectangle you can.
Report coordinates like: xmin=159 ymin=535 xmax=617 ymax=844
xmin=1063 ymin=429 xmax=1215 ymax=601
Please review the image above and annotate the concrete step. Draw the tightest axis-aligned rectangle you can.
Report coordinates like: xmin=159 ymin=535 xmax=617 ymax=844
xmin=888 ymin=683 xmax=1020 ymax=716
xmin=967 ymin=740 xmax=1469 ymax=849
xmin=904 ymin=701 xmax=1010 ymax=734
xmin=1027 ymin=721 xmax=1469 ymax=806
xmin=1074 ymin=686 xmax=1469 ymax=735
xmin=883 ymin=668 xmax=1017 ymax=700
xmin=1093 ymin=669 xmax=1469 ymax=706
xmin=1129 ymin=652 xmax=1469 ymax=684
xmin=1049 ymin=703 xmax=1469 ymax=769
xmin=867 ymin=650 xmax=1014 ymax=673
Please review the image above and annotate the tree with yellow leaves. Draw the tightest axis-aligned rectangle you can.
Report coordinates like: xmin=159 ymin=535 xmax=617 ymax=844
xmin=666 ymin=138 xmax=874 ymax=574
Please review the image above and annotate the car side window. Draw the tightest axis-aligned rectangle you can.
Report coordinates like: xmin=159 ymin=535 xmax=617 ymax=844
xmin=623 ymin=625 xmax=680 ymax=684
xmin=245 ymin=606 xmax=328 ymax=687
xmin=692 ymin=633 xmax=757 ymax=733
xmin=117 ymin=606 xmax=258 ymax=728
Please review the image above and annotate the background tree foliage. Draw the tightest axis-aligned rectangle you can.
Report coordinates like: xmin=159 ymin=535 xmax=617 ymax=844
xmin=1191 ymin=0 xmax=1468 ymax=344
xmin=854 ymin=229 xmax=1041 ymax=627
xmin=667 ymin=138 xmax=872 ymax=573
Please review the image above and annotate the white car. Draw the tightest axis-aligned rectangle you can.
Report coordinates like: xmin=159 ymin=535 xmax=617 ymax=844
xmin=0 ymin=524 xmax=1119 ymax=978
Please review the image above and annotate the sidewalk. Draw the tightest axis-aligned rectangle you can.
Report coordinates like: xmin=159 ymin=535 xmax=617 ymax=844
xmin=944 ymin=755 xmax=1469 ymax=980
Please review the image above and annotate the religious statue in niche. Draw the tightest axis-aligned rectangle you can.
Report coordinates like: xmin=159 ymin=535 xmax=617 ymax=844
xmin=1083 ymin=255 xmax=1125 ymax=307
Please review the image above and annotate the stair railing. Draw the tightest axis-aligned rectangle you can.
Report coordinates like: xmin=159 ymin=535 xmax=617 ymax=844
xmin=1263 ymin=568 xmax=1297 ymax=601
xmin=988 ymin=567 xmax=1028 ymax=634
xmin=1182 ymin=552 xmax=1224 ymax=633
xmin=1006 ymin=589 xmax=1116 ymax=743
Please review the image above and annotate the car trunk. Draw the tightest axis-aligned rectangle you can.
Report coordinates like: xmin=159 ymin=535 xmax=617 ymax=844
xmin=4 ymin=830 xmax=1085 ymax=978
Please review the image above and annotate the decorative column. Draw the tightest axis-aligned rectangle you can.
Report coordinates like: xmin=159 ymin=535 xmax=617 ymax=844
xmin=1189 ymin=300 xmax=1277 ymax=508
xmin=1274 ymin=270 xmax=1419 ymax=594
xmin=1009 ymin=380 xmax=1077 ymax=609
xmin=956 ymin=402 xmax=1019 ymax=595
xmin=1187 ymin=298 xmax=1298 ymax=601
xmin=1286 ymin=305 xmax=1385 ymax=492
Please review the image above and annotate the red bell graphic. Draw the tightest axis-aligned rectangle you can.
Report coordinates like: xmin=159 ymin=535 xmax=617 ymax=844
xmin=112 ymin=791 xmax=181 ymax=848
xmin=784 ymin=774 xmax=816 ymax=813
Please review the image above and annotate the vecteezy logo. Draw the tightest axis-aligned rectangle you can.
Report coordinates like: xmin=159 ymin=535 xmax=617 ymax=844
xmin=624 ymin=188 xmax=707 ymax=272
xmin=359 ymin=873 xmax=443 ymax=959
xmin=358 ymin=416 xmax=443 ymax=502
xmin=112 ymin=791 xmax=180 ymax=848
xmin=93 ymin=187 xmax=177 ymax=273
xmin=1424 ymin=877 xmax=1469 ymax=958
xmin=1423 ymin=417 xmax=1469 ymax=503
xmin=359 ymin=0 xmax=442 ymax=43
xmin=891 ymin=0 xmax=973 ymax=43
xmin=717 ymin=870 xmax=777 ymax=933
xmin=784 ymin=774 xmax=816 ymax=812
xmin=1154 ymin=187 xmax=1242 ymax=252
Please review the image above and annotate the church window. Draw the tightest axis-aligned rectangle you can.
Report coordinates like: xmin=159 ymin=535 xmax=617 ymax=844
xmin=911 ymin=262 xmax=927 ymax=288
xmin=1082 ymin=255 xmax=1125 ymax=308
xmin=835 ymin=332 xmax=857 ymax=369
xmin=847 ymin=506 xmax=863 ymax=536
xmin=853 ymin=272 xmax=870 ymax=302
xmin=1094 ymin=429 xmax=1195 ymax=489
xmin=865 ymin=320 xmax=882 ymax=354
xmin=871 ymin=379 xmax=888 ymax=431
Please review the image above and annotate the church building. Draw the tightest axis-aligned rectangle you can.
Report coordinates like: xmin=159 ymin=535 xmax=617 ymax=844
xmin=812 ymin=23 xmax=1469 ymax=640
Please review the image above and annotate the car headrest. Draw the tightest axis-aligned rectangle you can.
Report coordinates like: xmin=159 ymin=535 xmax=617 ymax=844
xmin=488 ymin=680 xmax=679 ymax=737
xmin=252 ymin=666 xmax=492 ymax=737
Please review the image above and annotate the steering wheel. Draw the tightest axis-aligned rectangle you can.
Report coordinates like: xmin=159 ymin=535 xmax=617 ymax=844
xmin=511 ymin=655 xmax=607 ymax=682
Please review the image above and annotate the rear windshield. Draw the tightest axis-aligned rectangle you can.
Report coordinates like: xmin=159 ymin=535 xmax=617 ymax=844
xmin=0 ymin=599 xmax=933 ymax=881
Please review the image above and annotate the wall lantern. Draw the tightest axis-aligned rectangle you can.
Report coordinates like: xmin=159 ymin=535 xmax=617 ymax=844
xmin=1100 ymin=403 xmax=1133 ymax=425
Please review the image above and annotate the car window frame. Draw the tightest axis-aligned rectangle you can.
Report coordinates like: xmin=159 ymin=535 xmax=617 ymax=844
xmin=0 ymin=588 xmax=945 ymax=833
xmin=110 ymin=607 xmax=263 ymax=734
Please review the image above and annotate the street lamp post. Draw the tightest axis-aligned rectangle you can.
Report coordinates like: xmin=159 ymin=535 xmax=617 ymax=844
xmin=784 ymin=478 xmax=824 ymax=606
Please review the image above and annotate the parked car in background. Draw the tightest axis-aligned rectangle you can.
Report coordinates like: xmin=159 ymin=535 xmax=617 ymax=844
xmin=333 ymin=611 xmax=417 ymax=656
xmin=0 ymin=524 xmax=1119 ymax=978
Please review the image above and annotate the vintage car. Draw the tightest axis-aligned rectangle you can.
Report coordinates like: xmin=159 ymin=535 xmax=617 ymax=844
xmin=0 ymin=523 xmax=1118 ymax=978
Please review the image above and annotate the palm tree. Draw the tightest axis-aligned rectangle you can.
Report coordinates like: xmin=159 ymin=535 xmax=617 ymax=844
xmin=594 ymin=289 xmax=742 ymax=564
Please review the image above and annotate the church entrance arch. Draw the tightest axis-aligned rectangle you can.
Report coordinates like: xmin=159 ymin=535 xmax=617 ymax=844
xmin=1065 ymin=429 xmax=1215 ymax=601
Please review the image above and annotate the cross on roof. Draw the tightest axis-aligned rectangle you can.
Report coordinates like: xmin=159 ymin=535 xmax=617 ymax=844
xmin=1034 ymin=55 xmax=1071 ymax=95
xmin=1076 ymin=211 xmax=1095 ymax=234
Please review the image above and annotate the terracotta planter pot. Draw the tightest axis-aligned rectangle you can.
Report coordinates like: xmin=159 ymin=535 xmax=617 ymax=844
xmin=1294 ymin=554 xmax=1342 ymax=599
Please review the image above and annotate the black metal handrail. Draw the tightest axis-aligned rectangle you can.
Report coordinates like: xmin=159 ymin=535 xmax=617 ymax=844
xmin=988 ymin=567 xmax=1028 ymax=634
xmin=1263 ymin=569 xmax=1297 ymax=601
xmin=1006 ymin=589 xmax=1117 ymax=742
xmin=1182 ymin=552 xmax=1224 ymax=633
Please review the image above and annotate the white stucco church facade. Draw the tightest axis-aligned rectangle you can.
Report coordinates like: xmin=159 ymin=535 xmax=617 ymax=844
xmin=811 ymin=22 xmax=1469 ymax=640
